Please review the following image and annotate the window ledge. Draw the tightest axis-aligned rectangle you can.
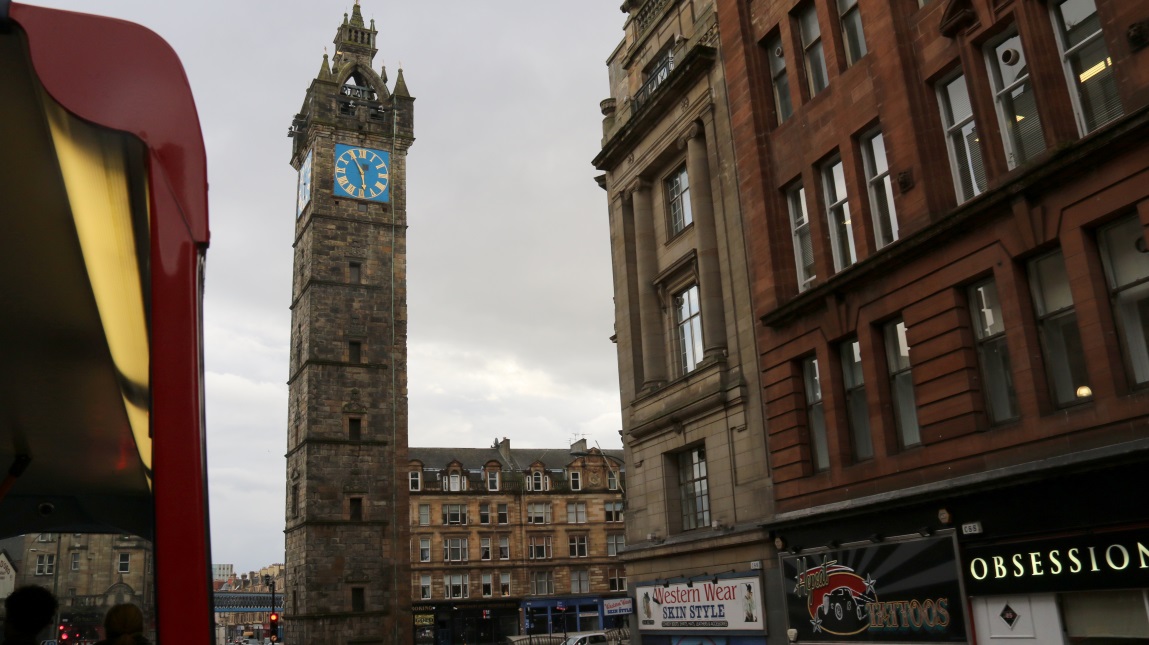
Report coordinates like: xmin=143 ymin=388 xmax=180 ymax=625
xmin=760 ymin=104 xmax=1149 ymax=329
xmin=628 ymin=358 xmax=746 ymax=442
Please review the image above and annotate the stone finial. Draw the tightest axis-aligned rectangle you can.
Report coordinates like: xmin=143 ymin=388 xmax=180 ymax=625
xmin=350 ymin=1 xmax=365 ymax=28
xmin=318 ymin=53 xmax=333 ymax=81
xmin=380 ymin=61 xmax=388 ymax=86
xmin=393 ymin=67 xmax=410 ymax=97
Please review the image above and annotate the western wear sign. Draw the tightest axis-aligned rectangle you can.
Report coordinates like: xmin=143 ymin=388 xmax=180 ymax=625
xmin=635 ymin=576 xmax=765 ymax=633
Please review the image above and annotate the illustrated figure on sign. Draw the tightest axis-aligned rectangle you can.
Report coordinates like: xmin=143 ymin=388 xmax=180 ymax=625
xmin=744 ymin=584 xmax=757 ymax=622
xmin=642 ymin=591 xmax=660 ymax=620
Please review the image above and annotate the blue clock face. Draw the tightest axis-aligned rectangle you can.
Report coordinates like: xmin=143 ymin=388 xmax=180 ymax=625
xmin=296 ymin=149 xmax=313 ymax=219
xmin=333 ymin=143 xmax=390 ymax=203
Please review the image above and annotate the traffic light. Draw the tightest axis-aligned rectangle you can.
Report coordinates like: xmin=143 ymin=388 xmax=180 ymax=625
xmin=269 ymin=612 xmax=280 ymax=642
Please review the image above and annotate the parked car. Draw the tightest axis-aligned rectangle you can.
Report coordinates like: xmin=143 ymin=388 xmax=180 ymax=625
xmin=561 ymin=633 xmax=609 ymax=645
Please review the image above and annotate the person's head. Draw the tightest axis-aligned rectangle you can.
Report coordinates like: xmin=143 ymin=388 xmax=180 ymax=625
xmin=3 ymin=585 xmax=58 ymax=639
xmin=103 ymin=603 xmax=144 ymax=640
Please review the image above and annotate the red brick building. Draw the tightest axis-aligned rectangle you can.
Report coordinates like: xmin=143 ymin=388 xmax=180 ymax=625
xmin=712 ymin=0 xmax=1149 ymax=642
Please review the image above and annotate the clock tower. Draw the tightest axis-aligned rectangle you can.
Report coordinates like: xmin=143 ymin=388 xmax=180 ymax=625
xmin=285 ymin=2 xmax=413 ymax=643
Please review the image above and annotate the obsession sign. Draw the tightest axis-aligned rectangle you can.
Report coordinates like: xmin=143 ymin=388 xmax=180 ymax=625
xmin=963 ymin=529 xmax=1149 ymax=595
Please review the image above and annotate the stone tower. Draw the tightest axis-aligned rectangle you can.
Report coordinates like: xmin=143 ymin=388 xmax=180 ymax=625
xmin=284 ymin=3 xmax=413 ymax=643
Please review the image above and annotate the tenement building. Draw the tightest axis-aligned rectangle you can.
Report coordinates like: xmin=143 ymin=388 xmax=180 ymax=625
xmin=710 ymin=0 xmax=1149 ymax=643
xmin=592 ymin=1 xmax=774 ymax=644
xmin=14 ymin=532 xmax=154 ymax=642
xmin=284 ymin=2 xmax=414 ymax=643
xmin=408 ymin=439 xmax=628 ymax=645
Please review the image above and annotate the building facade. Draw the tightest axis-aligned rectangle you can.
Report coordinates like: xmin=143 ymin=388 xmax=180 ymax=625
xmin=712 ymin=0 xmax=1149 ymax=643
xmin=592 ymin=1 xmax=774 ymax=644
xmin=14 ymin=532 xmax=154 ymax=642
xmin=408 ymin=439 xmax=628 ymax=645
xmin=284 ymin=2 xmax=415 ymax=643
xmin=212 ymin=563 xmax=234 ymax=582
xmin=213 ymin=565 xmax=285 ymax=644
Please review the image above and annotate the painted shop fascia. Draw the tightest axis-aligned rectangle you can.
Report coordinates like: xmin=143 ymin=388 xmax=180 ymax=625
xmin=635 ymin=573 xmax=767 ymax=636
xmin=963 ymin=528 xmax=1149 ymax=596
xmin=780 ymin=535 xmax=967 ymax=643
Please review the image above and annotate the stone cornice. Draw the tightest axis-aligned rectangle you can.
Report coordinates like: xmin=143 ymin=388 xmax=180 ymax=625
xmin=286 ymin=437 xmax=391 ymax=459
xmin=593 ymin=45 xmax=717 ymax=171
xmin=287 ymin=358 xmax=390 ymax=386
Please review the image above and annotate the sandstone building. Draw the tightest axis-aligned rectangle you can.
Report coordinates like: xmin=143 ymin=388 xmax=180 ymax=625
xmin=712 ymin=0 xmax=1149 ymax=642
xmin=592 ymin=1 xmax=774 ymax=643
xmin=12 ymin=532 xmax=154 ymax=642
xmin=284 ymin=2 xmax=414 ymax=643
xmin=408 ymin=439 xmax=627 ymax=645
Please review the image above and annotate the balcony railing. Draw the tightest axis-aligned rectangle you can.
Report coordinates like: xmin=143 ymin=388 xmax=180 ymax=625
xmin=633 ymin=52 xmax=674 ymax=114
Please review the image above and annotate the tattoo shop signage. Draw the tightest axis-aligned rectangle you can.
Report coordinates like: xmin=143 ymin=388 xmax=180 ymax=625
xmin=636 ymin=576 xmax=765 ymax=633
xmin=781 ymin=536 xmax=966 ymax=642
xmin=963 ymin=528 xmax=1149 ymax=596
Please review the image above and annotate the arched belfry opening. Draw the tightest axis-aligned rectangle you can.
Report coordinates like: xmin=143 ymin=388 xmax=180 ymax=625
xmin=340 ymin=70 xmax=378 ymax=101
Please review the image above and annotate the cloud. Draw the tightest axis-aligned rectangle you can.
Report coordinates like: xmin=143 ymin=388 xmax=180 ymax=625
xmin=410 ymin=341 xmax=620 ymax=450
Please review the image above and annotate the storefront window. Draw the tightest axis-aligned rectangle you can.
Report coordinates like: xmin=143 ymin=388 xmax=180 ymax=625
xmin=1062 ymin=590 xmax=1149 ymax=642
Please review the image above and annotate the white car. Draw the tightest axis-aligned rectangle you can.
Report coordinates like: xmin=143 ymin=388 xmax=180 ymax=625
xmin=561 ymin=633 xmax=609 ymax=645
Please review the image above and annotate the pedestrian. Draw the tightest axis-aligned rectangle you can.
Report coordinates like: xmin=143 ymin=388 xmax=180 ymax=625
xmin=95 ymin=603 xmax=149 ymax=645
xmin=2 ymin=585 xmax=58 ymax=645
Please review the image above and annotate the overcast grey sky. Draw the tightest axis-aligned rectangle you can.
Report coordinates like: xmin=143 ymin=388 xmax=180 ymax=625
xmin=26 ymin=0 xmax=626 ymax=574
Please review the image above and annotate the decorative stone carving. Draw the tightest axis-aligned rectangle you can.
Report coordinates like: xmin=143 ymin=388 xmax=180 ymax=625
xmin=940 ymin=0 xmax=978 ymax=38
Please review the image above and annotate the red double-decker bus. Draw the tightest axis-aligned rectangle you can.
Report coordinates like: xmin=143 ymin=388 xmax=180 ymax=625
xmin=1 ymin=3 xmax=211 ymax=642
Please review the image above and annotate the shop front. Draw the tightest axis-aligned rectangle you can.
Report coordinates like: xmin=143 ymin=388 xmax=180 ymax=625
xmin=634 ymin=573 xmax=767 ymax=645
xmin=414 ymin=600 xmax=520 ymax=645
xmin=523 ymin=596 xmax=628 ymax=636
xmin=948 ymin=459 xmax=1149 ymax=644
xmin=962 ymin=528 xmax=1149 ymax=643
xmin=779 ymin=535 xmax=967 ymax=643
xmin=414 ymin=604 xmax=437 ymax=645
xmin=763 ymin=452 xmax=1149 ymax=644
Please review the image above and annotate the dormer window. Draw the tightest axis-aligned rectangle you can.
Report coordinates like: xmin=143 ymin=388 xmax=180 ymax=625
xmin=530 ymin=471 xmax=549 ymax=492
xmin=487 ymin=470 xmax=500 ymax=491
xmin=448 ymin=472 xmax=463 ymax=492
xmin=608 ymin=470 xmax=619 ymax=491
xmin=570 ymin=471 xmax=582 ymax=491
xmin=409 ymin=471 xmax=421 ymax=491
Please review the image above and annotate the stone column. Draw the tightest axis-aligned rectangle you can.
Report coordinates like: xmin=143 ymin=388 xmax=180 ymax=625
xmin=630 ymin=179 xmax=667 ymax=390
xmin=683 ymin=123 xmax=728 ymax=359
